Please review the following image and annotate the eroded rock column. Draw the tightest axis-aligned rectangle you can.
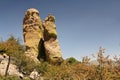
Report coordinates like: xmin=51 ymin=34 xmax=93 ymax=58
xmin=23 ymin=8 xmax=43 ymax=61
xmin=43 ymin=14 xmax=63 ymax=64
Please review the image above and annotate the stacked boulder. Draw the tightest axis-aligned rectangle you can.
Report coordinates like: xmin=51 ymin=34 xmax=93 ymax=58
xmin=23 ymin=8 xmax=63 ymax=64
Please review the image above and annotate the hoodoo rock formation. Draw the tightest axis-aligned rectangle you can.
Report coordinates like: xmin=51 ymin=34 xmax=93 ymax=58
xmin=23 ymin=8 xmax=63 ymax=64
xmin=23 ymin=8 xmax=43 ymax=61
xmin=43 ymin=14 xmax=63 ymax=64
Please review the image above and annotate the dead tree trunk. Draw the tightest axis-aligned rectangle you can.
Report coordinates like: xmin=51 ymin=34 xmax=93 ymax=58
xmin=5 ymin=55 xmax=10 ymax=76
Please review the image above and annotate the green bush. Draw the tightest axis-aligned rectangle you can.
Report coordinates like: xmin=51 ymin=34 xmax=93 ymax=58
xmin=67 ymin=57 xmax=78 ymax=64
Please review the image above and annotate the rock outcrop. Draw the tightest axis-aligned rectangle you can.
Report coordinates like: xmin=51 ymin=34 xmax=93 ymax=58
xmin=23 ymin=8 xmax=63 ymax=64
xmin=43 ymin=14 xmax=63 ymax=64
xmin=23 ymin=8 xmax=43 ymax=61
xmin=0 ymin=54 xmax=21 ymax=76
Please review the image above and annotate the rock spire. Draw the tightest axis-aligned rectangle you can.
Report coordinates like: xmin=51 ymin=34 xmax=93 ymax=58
xmin=23 ymin=8 xmax=63 ymax=64
xmin=23 ymin=8 xmax=43 ymax=61
xmin=43 ymin=14 xmax=63 ymax=64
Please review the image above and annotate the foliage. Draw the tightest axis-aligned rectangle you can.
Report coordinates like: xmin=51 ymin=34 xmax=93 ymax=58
xmin=0 ymin=36 xmax=120 ymax=80
xmin=42 ymin=47 xmax=120 ymax=80
xmin=0 ymin=35 xmax=24 ymax=56
xmin=0 ymin=75 xmax=21 ymax=80
xmin=66 ymin=57 xmax=79 ymax=64
xmin=0 ymin=35 xmax=26 ymax=71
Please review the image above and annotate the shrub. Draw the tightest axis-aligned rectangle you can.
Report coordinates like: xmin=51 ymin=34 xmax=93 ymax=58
xmin=66 ymin=57 xmax=78 ymax=64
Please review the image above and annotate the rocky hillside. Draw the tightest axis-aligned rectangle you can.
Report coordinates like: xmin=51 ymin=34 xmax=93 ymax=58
xmin=0 ymin=54 xmax=20 ymax=76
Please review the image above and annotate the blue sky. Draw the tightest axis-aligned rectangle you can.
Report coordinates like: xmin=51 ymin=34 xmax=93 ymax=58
xmin=0 ymin=0 xmax=120 ymax=60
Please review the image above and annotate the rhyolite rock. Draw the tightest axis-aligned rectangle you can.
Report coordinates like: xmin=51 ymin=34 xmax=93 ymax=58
xmin=23 ymin=8 xmax=43 ymax=61
xmin=23 ymin=8 xmax=63 ymax=64
xmin=43 ymin=14 xmax=63 ymax=64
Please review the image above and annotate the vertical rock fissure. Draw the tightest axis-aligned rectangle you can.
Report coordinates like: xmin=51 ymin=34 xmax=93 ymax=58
xmin=37 ymin=39 xmax=46 ymax=61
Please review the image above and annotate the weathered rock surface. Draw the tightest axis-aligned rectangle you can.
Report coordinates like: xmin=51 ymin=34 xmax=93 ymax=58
xmin=23 ymin=8 xmax=43 ymax=61
xmin=23 ymin=8 xmax=63 ymax=64
xmin=29 ymin=69 xmax=44 ymax=80
xmin=43 ymin=14 xmax=63 ymax=64
xmin=0 ymin=54 xmax=20 ymax=76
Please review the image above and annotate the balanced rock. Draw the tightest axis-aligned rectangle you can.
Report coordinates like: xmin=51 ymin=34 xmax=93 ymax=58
xmin=43 ymin=14 xmax=63 ymax=64
xmin=23 ymin=8 xmax=43 ymax=61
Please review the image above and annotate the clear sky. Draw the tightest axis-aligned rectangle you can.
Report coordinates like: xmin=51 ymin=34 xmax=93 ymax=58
xmin=0 ymin=0 xmax=120 ymax=60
